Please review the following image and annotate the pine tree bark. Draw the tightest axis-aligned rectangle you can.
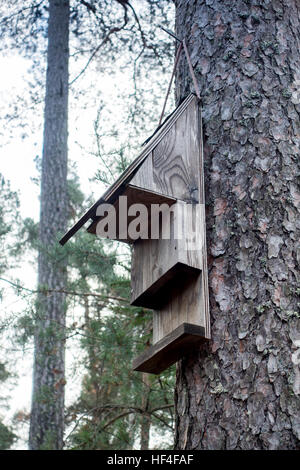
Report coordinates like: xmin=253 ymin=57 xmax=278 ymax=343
xmin=174 ymin=0 xmax=300 ymax=450
xmin=29 ymin=0 xmax=69 ymax=450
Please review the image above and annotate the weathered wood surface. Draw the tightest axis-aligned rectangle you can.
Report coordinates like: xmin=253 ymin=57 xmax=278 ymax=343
xmin=133 ymin=323 xmax=206 ymax=374
xmin=131 ymin=201 xmax=203 ymax=308
xmin=59 ymin=92 xmax=211 ymax=377
xmin=152 ymin=97 xmax=200 ymax=202
xmin=130 ymin=96 xmax=210 ymax=359
xmin=59 ymin=94 xmax=196 ymax=246
xmin=131 ymin=262 xmax=201 ymax=310
xmin=130 ymin=152 xmax=156 ymax=193
xmin=197 ymin=111 xmax=210 ymax=338
xmin=131 ymin=96 xmax=200 ymax=203
xmin=152 ymin=272 xmax=206 ymax=344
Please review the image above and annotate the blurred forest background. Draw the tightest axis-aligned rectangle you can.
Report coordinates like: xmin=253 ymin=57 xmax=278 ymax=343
xmin=0 ymin=0 xmax=176 ymax=450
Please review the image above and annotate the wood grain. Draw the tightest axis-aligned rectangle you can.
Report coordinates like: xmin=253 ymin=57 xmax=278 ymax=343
xmin=197 ymin=108 xmax=210 ymax=338
xmin=152 ymin=97 xmax=200 ymax=203
xmin=133 ymin=323 xmax=206 ymax=374
xmin=152 ymin=271 xmax=206 ymax=344
xmin=59 ymin=94 xmax=197 ymax=245
xmin=130 ymin=200 xmax=203 ymax=308
xmin=130 ymin=98 xmax=211 ymax=352
xmin=131 ymin=262 xmax=201 ymax=310
xmin=130 ymin=96 xmax=200 ymax=204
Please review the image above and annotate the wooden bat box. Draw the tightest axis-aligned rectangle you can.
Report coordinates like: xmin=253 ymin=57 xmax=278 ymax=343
xmin=60 ymin=93 xmax=210 ymax=374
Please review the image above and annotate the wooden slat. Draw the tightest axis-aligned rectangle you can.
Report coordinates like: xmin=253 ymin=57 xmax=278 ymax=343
xmin=131 ymin=97 xmax=200 ymax=204
xmin=133 ymin=323 xmax=206 ymax=374
xmin=127 ymin=151 xmax=156 ymax=194
xmin=152 ymin=271 xmax=205 ymax=344
xmin=197 ymin=107 xmax=211 ymax=338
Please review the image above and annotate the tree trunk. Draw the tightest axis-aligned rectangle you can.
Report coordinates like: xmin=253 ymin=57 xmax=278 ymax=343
xmin=140 ymin=373 xmax=151 ymax=450
xmin=174 ymin=0 xmax=300 ymax=450
xmin=29 ymin=0 xmax=69 ymax=450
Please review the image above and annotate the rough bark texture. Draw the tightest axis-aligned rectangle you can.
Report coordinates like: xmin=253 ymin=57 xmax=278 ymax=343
xmin=29 ymin=0 xmax=69 ymax=450
xmin=174 ymin=0 xmax=300 ymax=450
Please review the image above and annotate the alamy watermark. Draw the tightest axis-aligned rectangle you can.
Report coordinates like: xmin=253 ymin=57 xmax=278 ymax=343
xmin=95 ymin=196 xmax=203 ymax=251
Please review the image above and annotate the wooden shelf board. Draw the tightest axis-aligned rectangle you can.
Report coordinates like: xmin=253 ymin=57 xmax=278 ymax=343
xmin=131 ymin=262 xmax=201 ymax=309
xmin=133 ymin=323 xmax=206 ymax=374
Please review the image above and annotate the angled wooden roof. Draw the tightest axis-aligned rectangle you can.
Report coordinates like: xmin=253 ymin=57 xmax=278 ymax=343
xmin=59 ymin=93 xmax=197 ymax=245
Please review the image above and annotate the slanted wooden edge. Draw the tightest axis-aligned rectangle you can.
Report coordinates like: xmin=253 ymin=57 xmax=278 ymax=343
xmin=133 ymin=323 xmax=206 ymax=374
xmin=59 ymin=93 xmax=198 ymax=246
xmin=197 ymin=106 xmax=210 ymax=339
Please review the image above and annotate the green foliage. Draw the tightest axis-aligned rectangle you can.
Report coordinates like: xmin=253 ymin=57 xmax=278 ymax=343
xmin=66 ymin=303 xmax=175 ymax=449
xmin=15 ymin=312 xmax=35 ymax=346
xmin=0 ymin=177 xmax=22 ymax=449
xmin=19 ymin=217 xmax=39 ymax=251
xmin=23 ymin=161 xmax=175 ymax=449
xmin=0 ymin=421 xmax=16 ymax=450
xmin=63 ymin=229 xmax=175 ymax=450
xmin=0 ymin=363 xmax=10 ymax=383
xmin=0 ymin=174 xmax=21 ymax=275
xmin=61 ymin=74 xmax=176 ymax=448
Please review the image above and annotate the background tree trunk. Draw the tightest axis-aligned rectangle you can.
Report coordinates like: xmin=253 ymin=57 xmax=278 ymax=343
xmin=174 ymin=0 xmax=300 ymax=450
xmin=140 ymin=373 xmax=151 ymax=450
xmin=29 ymin=0 xmax=69 ymax=450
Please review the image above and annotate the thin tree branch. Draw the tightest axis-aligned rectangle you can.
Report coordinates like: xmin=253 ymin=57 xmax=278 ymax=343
xmin=150 ymin=404 xmax=174 ymax=413
xmin=0 ymin=1 xmax=45 ymax=27
xmin=100 ymin=411 xmax=132 ymax=431
xmin=0 ymin=277 xmax=128 ymax=303
xmin=151 ymin=412 xmax=174 ymax=431
xmin=69 ymin=9 xmax=129 ymax=86
xmin=79 ymin=0 xmax=96 ymax=14
xmin=127 ymin=2 xmax=146 ymax=48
